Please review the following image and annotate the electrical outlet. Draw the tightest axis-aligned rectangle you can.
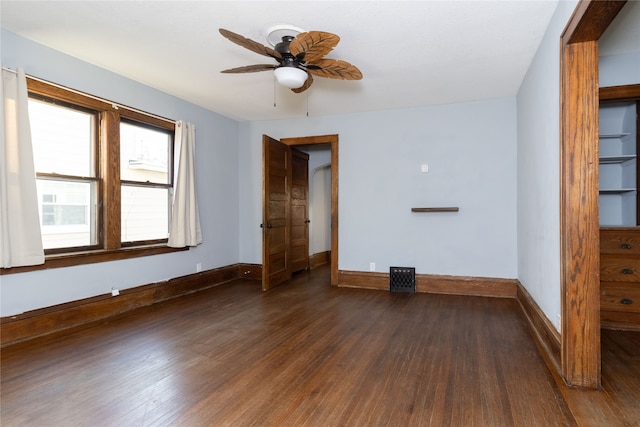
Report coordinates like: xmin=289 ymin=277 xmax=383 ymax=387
xmin=369 ymin=262 xmax=375 ymax=271
xmin=196 ymin=262 xmax=202 ymax=273
xmin=111 ymin=288 xmax=120 ymax=297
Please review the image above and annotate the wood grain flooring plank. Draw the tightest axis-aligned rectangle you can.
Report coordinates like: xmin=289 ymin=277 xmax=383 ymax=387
xmin=1 ymin=266 xmax=637 ymax=426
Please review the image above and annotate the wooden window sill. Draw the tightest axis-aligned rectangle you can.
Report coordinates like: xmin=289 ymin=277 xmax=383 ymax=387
xmin=0 ymin=245 xmax=188 ymax=275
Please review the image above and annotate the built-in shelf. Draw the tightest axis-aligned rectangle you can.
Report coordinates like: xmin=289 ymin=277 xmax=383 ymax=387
xmin=599 ymin=188 xmax=636 ymax=194
xmin=599 ymin=100 xmax=638 ymax=227
xmin=599 ymin=155 xmax=636 ymax=164
xmin=411 ymin=207 xmax=459 ymax=213
xmin=599 ymin=133 xmax=630 ymax=139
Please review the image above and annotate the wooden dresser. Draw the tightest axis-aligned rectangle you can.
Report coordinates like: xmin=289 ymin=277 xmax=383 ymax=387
xmin=600 ymin=228 xmax=640 ymax=330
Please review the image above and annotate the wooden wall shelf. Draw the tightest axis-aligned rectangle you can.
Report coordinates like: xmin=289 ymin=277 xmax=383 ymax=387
xmin=411 ymin=207 xmax=459 ymax=213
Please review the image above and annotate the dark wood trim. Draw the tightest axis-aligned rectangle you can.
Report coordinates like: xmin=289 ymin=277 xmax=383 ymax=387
xmin=561 ymin=0 xmax=626 ymax=45
xmin=0 ymin=263 xmax=259 ymax=347
xmin=559 ymin=0 xmax=627 ymax=389
xmin=281 ymin=135 xmax=339 ymax=285
xmin=27 ymin=77 xmax=175 ymax=129
xmin=337 ymin=270 xmax=390 ymax=290
xmin=102 ymin=109 xmax=121 ymax=250
xmin=309 ymin=251 xmax=331 ymax=269
xmin=417 ymin=274 xmax=517 ymax=298
xmin=599 ymin=84 xmax=640 ymax=102
xmin=516 ymin=281 xmax=562 ymax=379
xmin=337 ymin=270 xmax=517 ymax=298
xmin=560 ymin=39 xmax=602 ymax=389
xmin=0 ymin=245 xmax=187 ymax=275
xmin=411 ymin=207 xmax=459 ymax=213
xmin=238 ymin=263 xmax=263 ymax=280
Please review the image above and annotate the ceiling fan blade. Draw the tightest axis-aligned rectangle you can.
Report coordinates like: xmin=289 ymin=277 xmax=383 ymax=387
xmin=289 ymin=31 xmax=340 ymax=63
xmin=219 ymin=28 xmax=282 ymax=60
xmin=220 ymin=64 xmax=276 ymax=73
xmin=306 ymin=59 xmax=363 ymax=80
xmin=291 ymin=73 xmax=313 ymax=93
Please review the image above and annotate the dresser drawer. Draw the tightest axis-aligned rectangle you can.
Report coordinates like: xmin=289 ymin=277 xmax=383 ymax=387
xmin=601 ymin=282 xmax=640 ymax=313
xmin=600 ymin=228 xmax=640 ymax=255
xmin=600 ymin=254 xmax=640 ymax=282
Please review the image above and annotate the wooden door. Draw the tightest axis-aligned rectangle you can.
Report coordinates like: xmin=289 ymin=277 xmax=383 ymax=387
xmin=262 ymin=135 xmax=290 ymax=291
xmin=290 ymin=149 xmax=310 ymax=273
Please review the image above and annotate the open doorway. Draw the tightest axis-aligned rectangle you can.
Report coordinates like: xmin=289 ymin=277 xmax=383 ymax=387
xmin=301 ymin=148 xmax=332 ymax=270
xmin=282 ymin=135 xmax=339 ymax=285
xmin=262 ymin=134 xmax=339 ymax=287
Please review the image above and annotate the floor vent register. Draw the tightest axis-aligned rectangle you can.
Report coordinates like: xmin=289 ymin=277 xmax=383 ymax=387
xmin=389 ymin=267 xmax=416 ymax=293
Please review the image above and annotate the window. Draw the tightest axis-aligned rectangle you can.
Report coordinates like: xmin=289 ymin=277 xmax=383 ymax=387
xmin=120 ymin=120 xmax=172 ymax=244
xmin=29 ymin=97 xmax=98 ymax=250
xmin=26 ymin=79 xmax=175 ymax=257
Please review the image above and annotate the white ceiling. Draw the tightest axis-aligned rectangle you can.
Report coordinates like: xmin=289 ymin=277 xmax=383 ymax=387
xmin=0 ymin=1 xmax=635 ymax=122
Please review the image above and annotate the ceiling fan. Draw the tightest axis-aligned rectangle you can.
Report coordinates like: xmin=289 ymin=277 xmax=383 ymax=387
xmin=219 ymin=27 xmax=362 ymax=93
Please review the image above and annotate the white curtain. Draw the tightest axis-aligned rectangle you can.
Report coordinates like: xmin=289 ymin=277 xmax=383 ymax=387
xmin=0 ymin=68 xmax=45 ymax=267
xmin=168 ymin=120 xmax=202 ymax=247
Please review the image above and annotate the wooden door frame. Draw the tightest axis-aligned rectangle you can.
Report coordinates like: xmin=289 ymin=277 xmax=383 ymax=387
xmin=560 ymin=0 xmax=626 ymax=388
xmin=281 ymin=134 xmax=339 ymax=285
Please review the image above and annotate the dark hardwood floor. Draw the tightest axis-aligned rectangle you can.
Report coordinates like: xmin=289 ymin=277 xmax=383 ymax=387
xmin=1 ymin=266 xmax=638 ymax=426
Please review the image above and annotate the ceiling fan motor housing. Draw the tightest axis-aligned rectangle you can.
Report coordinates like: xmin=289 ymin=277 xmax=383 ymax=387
xmin=275 ymin=36 xmax=303 ymax=67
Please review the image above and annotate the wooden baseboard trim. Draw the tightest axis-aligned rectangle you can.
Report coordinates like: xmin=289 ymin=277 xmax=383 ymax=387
xmin=309 ymin=251 xmax=331 ymax=269
xmin=337 ymin=270 xmax=517 ymax=298
xmin=515 ymin=281 xmax=562 ymax=377
xmin=337 ymin=270 xmax=390 ymax=290
xmin=1 ymin=263 xmax=260 ymax=347
xmin=237 ymin=263 xmax=262 ymax=280
xmin=417 ymin=274 xmax=517 ymax=298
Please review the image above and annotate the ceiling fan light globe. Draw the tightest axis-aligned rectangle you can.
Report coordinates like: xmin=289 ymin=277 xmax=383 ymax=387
xmin=274 ymin=67 xmax=307 ymax=89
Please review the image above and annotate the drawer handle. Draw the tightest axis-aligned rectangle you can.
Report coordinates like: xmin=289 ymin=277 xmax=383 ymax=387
xmin=620 ymin=298 xmax=633 ymax=305
xmin=621 ymin=268 xmax=634 ymax=275
xmin=620 ymin=243 xmax=632 ymax=249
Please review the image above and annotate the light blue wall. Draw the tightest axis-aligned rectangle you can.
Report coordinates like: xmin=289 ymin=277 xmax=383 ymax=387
xmin=239 ymin=97 xmax=518 ymax=279
xmin=0 ymin=30 xmax=240 ymax=316
xmin=516 ymin=0 xmax=577 ymax=332
xmin=600 ymin=51 xmax=640 ymax=87
xmin=302 ymin=147 xmax=332 ymax=256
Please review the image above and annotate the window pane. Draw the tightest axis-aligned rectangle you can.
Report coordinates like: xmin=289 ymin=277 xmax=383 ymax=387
xmin=120 ymin=122 xmax=170 ymax=184
xmin=121 ymin=186 xmax=169 ymax=242
xmin=29 ymin=99 xmax=95 ymax=177
xmin=37 ymin=179 xmax=96 ymax=249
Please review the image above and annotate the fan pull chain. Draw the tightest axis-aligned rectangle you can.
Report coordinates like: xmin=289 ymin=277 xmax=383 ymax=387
xmin=306 ymin=90 xmax=309 ymax=117
xmin=273 ymin=76 xmax=277 ymax=108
